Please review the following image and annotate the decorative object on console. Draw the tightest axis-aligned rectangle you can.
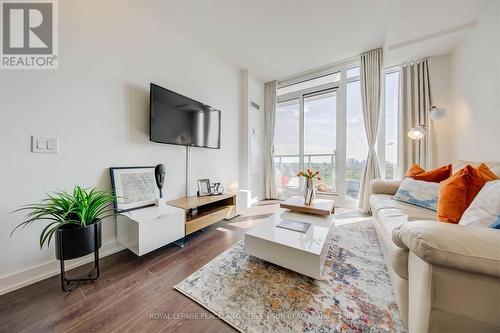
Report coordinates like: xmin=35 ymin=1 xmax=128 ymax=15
xmin=154 ymin=164 xmax=166 ymax=206
xmin=297 ymin=169 xmax=320 ymax=205
xmin=197 ymin=179 xmax=211 ymax=196
xmin=405 ymin=163 xmax=452 ymax=183
xmin=393 ymin=178 xmax=439 ymax=211
xmin=110 ymin=166 xmax=158 ymax=212
xmin=209 ymin=182 xmax=224 ymax=195
xmin=12 ymin=186 xmax=115 ymax=291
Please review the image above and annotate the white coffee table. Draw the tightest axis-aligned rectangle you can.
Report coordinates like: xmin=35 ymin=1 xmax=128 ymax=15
xmin=244 ymin=209 xmax=334 ymax=279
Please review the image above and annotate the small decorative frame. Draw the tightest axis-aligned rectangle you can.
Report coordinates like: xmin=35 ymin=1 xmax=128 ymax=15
xmin=197 ymin=179 xmax=211 ymax=196
xmin=109 ymin=166 xmax=159 ymax=212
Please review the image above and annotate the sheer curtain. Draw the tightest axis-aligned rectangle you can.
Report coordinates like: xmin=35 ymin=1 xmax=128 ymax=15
xmin=358 ymin=48 xmax=383 ymax=211
xmin=402 ymin=59 xmax=432 ymax=172
xmin=264 ymin=81 xmax=278 ymax=199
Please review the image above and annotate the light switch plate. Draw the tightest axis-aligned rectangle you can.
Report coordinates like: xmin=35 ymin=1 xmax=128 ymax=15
xmin=32 ymin=136 xmax=59 ymax=154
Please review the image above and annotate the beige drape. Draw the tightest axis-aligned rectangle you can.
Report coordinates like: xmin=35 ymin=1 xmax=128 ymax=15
xmin=264 ymin=81 xmax=278 ymax=199
xmin=359 ymin=48 xmax=383 ymax=211
xmin=402 ymin=59 xmax=432 ymax=173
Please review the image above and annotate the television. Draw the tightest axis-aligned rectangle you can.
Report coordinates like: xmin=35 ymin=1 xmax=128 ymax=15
xmin=149 ymin=83 xmax=221 ymax=149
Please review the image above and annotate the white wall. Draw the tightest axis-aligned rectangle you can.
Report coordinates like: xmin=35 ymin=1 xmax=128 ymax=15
xmin=0 ymin=0 xmax=241 ymax=293
xmin=240 ymin=70 xmax=265 ymax=201
xmin=450 ymin=0 xmax=500 ymax=162
xmin=429 ymin=54 xmax=453 ymax=167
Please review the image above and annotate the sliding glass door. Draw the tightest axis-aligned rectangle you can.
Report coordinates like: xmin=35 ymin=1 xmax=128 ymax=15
xmin=275 ymin=89 xmax=339 ymax=195
xmin=274 ymin=99 xmax=300 ymax=193
xmin=304 ymin=90 xmax=337 ymax=193
xmin=274 ymin=63 xmax=401 ymax=201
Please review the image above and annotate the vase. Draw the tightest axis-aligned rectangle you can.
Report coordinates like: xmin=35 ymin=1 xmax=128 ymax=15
xmin=304 ymin=178 xmax=315 ymax=205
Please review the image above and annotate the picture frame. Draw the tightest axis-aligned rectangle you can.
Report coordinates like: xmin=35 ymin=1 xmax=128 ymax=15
xmin=197 ymin=179 xmax=211 ymax=196
xmin=109 ymin=166 xmax=159 ymax=212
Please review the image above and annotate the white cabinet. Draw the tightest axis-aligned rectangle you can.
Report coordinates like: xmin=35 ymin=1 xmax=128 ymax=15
xmin=117 ymin=204 xmax=185 ymax=256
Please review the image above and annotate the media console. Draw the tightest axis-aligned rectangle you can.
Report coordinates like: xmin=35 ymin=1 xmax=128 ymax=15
xmin=167 ymin=193 xmax=236 ymax=235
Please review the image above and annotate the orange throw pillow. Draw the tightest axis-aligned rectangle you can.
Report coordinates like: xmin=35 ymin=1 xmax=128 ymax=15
xmin=405 ymin=164 xmax=452 ymax=183
xmin=476 ymin=163 xmax=498 ymax=182
xmin=438 ymin=165 xmax=486 ymax=224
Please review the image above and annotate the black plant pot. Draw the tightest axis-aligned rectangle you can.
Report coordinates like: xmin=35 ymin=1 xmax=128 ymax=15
xmin=55 ymin=220 xmax=102 ymax=291
xmin=55 ymin=220 xmax=102 ymax=260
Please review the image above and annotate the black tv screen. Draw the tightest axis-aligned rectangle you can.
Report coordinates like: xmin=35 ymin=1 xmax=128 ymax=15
xmin=149 ymin=83 xmax=221 ymax=149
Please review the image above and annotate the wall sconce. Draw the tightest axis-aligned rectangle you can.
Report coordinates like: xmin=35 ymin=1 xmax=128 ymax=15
xmin=430 ymin=106 xmax=447 ymax=120
xmin=408 ymin=106 xmax=447 ymax=140
xmin=408 ymin=124 xmax=426 ymax=140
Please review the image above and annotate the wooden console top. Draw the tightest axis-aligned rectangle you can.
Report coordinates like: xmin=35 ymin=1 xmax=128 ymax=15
xmin=167 ymin=193 xmax=235 ymax=211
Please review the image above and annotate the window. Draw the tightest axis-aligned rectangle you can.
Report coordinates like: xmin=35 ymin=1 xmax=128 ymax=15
xmin=380 ymin=70 xmax=400 ymax=179
xmin=346 ymin=67 xmax=360 ymax=79
xmin=274 ymin=63 xmax=400 ymax=200
xmin=274 ymin=99 xmax=300 ymax=191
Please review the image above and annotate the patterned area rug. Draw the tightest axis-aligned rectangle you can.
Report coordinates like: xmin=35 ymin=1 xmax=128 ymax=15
xmin=174 ymin=218 xmax=406 ymax=333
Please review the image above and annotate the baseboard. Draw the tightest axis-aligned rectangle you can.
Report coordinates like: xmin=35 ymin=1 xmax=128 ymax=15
xmin=0 ymin=240 xmax=126 ymax=296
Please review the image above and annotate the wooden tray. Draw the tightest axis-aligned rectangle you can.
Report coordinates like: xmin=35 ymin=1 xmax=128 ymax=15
xmin=280 ymin=196 xmax=335 ymax=216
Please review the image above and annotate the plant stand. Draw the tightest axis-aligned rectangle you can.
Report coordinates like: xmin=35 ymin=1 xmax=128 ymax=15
xmin=58 ymin=245 xmax=100 ymax=292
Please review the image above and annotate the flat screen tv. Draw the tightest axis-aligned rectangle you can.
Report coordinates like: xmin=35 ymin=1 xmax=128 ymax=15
xmin=149 ymin=83 xmax=221 ymax=149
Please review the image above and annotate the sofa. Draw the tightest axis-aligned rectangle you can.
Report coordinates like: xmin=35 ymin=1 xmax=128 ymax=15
xmin=368 ymin=161 xmax=500 ymax=333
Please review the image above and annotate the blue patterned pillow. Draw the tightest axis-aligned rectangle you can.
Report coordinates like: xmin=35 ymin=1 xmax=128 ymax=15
xmin=489 ymin=216 xmax=500 ymax=229
xmin=393 ymin=178 xmax=439 ymax=211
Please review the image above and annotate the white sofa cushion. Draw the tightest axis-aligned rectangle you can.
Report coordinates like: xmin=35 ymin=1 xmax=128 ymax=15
xmin=393 ymin=178 xmax=439 ymax=211
xmin=460 ymin=180 xmax=500 ymax=228
xmin=371 ymin=194 xmax=438 ymax=222
xmin=370 ymin=194 xmax=437 ymax=279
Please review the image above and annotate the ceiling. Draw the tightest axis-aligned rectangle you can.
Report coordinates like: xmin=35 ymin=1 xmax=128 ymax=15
xmin=156 ymin=0 xmax=491 ymax=81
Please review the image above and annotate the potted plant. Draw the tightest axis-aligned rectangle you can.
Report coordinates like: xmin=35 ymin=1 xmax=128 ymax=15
xmin=297 ymin=168 xmax=321 ymax=205
xmin=12 ymin=186 xmax=115 ymax=291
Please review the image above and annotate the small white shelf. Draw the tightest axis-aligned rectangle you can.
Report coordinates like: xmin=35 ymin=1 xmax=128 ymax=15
xmin=117 ymin=204 xmax=185 ymax=256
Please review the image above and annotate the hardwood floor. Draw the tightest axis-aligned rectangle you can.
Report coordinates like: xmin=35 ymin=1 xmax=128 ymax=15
xmin=0 ymin=203 xmax=282 ymax=333
xmin=0 ymin=203 xmax=362 ymax=333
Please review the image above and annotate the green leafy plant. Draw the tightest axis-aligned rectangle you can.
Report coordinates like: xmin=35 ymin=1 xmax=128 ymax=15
xmin=12 ymin=186 xmax=116 ymax=248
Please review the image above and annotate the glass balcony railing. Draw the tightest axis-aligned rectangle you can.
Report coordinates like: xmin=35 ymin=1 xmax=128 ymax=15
xmin=274 ymin=153 xmax=336 ymax=194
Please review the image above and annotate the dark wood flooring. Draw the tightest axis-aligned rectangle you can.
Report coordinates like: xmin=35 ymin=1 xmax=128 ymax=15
xmin=0 ymin=203 xmax=361 ymax=333
xmin=0 ymin=203 xmax=284 ymax=333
